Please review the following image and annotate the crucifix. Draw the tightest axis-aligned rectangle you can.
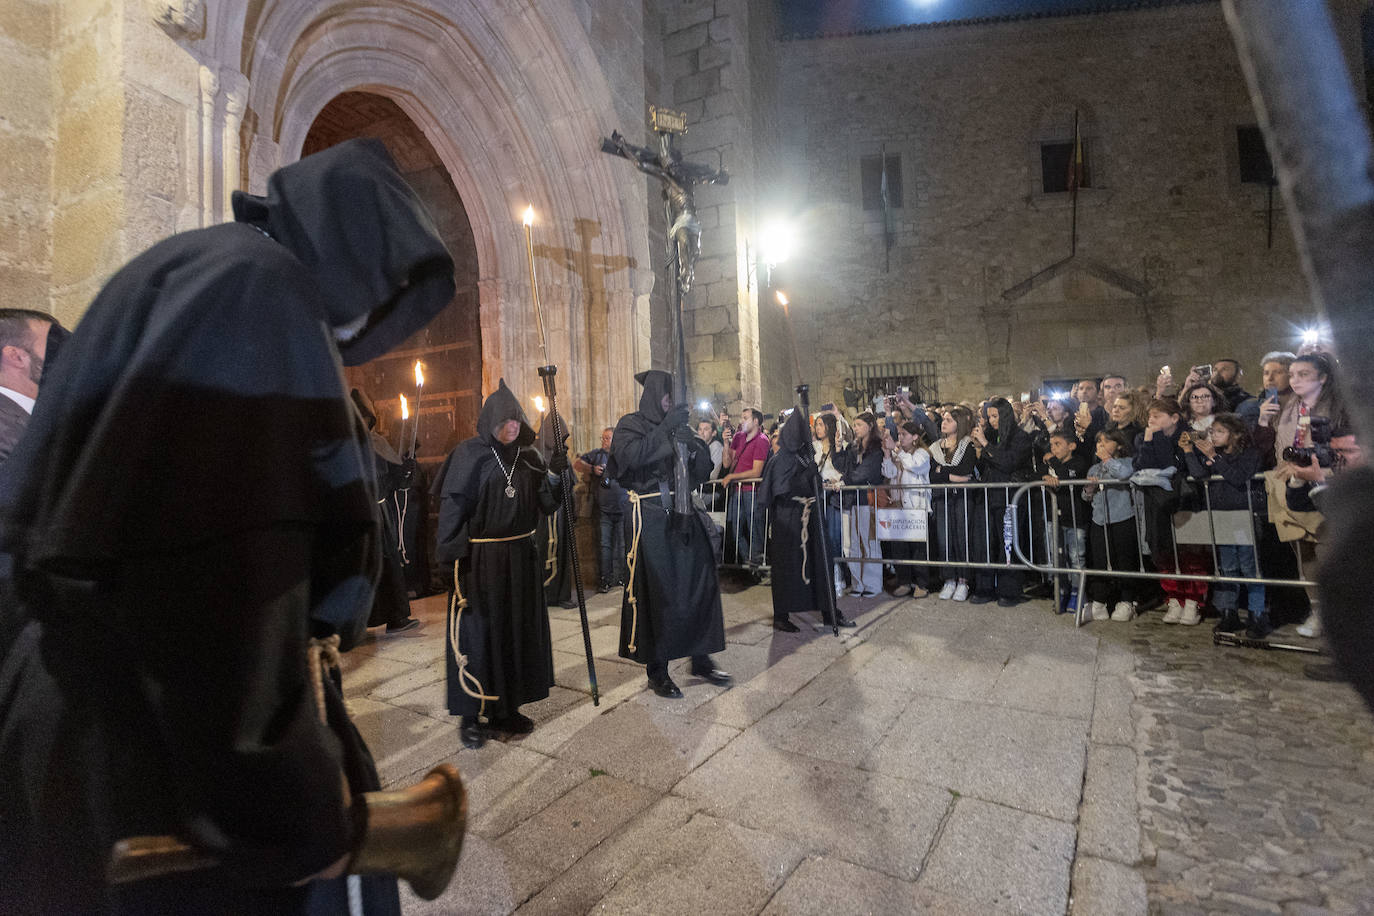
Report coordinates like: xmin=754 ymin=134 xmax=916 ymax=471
xmin=601 ymin=107 xmax=729 ymax=514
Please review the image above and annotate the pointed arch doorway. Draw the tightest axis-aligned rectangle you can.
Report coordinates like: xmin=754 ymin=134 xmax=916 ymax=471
xmin=303 ymin=90 xmax=482 ymax=593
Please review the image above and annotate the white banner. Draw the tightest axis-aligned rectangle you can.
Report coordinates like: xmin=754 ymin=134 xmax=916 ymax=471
xmin=1172 ymin=509 xmax=1255 ymax=546
xmin=875 ymin=507 xmax=928 ymax=542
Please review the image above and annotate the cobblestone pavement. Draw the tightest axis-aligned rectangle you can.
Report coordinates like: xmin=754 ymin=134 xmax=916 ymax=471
xmin=338 ymin=582 xmax=1374 ymax=915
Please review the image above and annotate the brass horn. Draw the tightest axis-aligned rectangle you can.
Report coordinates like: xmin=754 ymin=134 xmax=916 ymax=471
xmin=107 ymin=764 xmax=467 ymax=901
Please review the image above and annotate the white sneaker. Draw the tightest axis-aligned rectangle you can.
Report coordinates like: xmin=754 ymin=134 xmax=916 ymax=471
xmin=938 ymin=581 xmax=957 ymax=600
xmin=1110 ymin=601 xmax=1137 ymax=622
xmin=1162 ymin=598 xmax=1184 ymax=624
xmin=1296 ymin=612 xmax=1322 ymax=638
xmin=952 ymin=582 xmax=970 ymax=602
xmin=1088 ymin=601 xmax=1110 ymax=621
xmin=1179 ymin=599 xmax=1201 ymax=626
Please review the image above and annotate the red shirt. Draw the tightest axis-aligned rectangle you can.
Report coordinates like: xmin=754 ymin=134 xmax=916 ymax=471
xmin=730 ymin=429 xmax=770 ymax=490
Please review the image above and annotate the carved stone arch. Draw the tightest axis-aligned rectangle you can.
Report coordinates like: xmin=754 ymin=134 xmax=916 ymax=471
xmin=235 ymin=0 xmax=652 ymax=440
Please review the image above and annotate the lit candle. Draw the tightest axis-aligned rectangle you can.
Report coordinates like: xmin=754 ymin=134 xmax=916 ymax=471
xmin=522 ymin=206 xmax=548 ymax=361
xmin=407 ymin=362 xmax=425 ymax=457
xmin=397 ymin=393 xmax=409 ymax=454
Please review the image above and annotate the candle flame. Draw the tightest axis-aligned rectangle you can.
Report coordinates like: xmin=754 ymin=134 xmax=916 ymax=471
xmin=522 ymin=206 xmax=534 ymax=227
xmin=399 ymin=393 xmax=409 ymax=420
xmin=775 ymin=291 xmax=790 ymax=307
xmin=533 ymin=395 xmax=546 ymax=413
xmin=414 ymin=361 xmax=424 ymax=386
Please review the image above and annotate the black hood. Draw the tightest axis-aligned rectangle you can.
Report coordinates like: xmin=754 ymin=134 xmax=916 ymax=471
xmin=635 ymin=369 xmax=673 ymax=423
xmin=478 ymin=379 xmax=535 ymax=449
xmin=231 ymin=138 xmax=455 ymax=366
xmin=780 ymin=408 xmax=810 ymax=455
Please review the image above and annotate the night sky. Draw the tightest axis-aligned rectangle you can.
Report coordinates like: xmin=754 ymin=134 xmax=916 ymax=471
xmin=777 ymin=0 xmax=1209 ymax=37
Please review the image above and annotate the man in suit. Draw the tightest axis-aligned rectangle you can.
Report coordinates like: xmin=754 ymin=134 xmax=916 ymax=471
xmin=0 ymin=309 xmax=59 ymax=463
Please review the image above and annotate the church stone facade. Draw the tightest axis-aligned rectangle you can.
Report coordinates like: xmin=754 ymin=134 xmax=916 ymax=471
xmin=0 ymin=0 xmax=1367 ymax=447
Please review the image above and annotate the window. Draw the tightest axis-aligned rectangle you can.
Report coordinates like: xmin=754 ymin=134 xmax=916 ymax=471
xmin=1041 ymin=140 xmax=1091 ymax=193
xmin=1236 ymin=125 xmax=1275 ymax=185
xmin=861 ymin=154 xmax=902 ymax=211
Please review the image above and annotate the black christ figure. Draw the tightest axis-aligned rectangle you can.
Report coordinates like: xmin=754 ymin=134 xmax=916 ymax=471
xmin=601 ymin=129 xmax=728 ymax=295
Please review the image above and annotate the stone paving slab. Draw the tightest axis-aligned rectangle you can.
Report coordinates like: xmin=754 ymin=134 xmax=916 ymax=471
xmin=760 ymin=855 xmax=987 ymax=916
xmin=749 ymin=673 xmax=915 ymax=768
xmin=676 ymin=731 xmax=951 ymax=881
xmin=590 ymin=813 xmax=806 ymax=916
xmin=345 ymin=695 xmax=465 ymax=787
xmin=515 ymin=796 xmax=701 ymax=916
xmin=987 ymin=655 xmax=1097 ymax=721
xmin=556 ymin=700 xmax=739 ymax=791
xmin=1068 ymin=856 xmax=1147 ymax=915
xmin=1078 ymin=744 xmax=1142 ymax=866
xmin=399 ymin=830 xmax=558 ymax=915
xmin=918 ymin=797 xmax=1076 ymax=915
xmin=1090 ymin=673 xmax=1134 ymax=747
xmin=463 ymin=746 xmax=589 ymax=839
xmin=496 ymin=774 xmax=659 ymax=876
xmin=864 ymin=694 xmax=1089 ymax=822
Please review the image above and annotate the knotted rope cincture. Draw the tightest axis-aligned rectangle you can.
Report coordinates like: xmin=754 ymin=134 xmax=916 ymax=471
xmin=543 ymin=510 xmax=558 ymax=587
xmin=623 ymin=491 xmax=660 ymax=653
xmin=793 ymin=495 xmax=816 ymax=584
xmin=447 ymin=530 xmax=533 ymax=718
xmin=395 ymin=489 xmax=409 ymax=564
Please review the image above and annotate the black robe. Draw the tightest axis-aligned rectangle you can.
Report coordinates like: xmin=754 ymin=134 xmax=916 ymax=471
xmin=433 ymin=382 xmax=557 ymax=720
xmin=759 ymin=411 xmax=831 ymax=621
xmin=0 ymin=139 xmax=453 ymax=915
xmin=608 ymin=371 xmax=723 ymax=665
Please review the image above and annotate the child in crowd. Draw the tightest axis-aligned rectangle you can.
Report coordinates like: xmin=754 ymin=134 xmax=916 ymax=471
xmin=1136 ymin=398 xmax=1209 ymax=624
xmin=1041 ymin=429 xmax=1091 ymax=613
xmin=1182 ymin=413 xmax=1268 ymax=637
xmin=1083 ymin=430 xmax=1147 ymax=621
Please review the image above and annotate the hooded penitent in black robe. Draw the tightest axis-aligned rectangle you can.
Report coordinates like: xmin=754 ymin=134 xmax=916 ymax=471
xmin=352 ymin=389 xmax=413 ymax=630
xmin=0 ymin=139 xmax=455 ymax=915
xmin=432 ymin=381 xmax=558 ymax=721
xmin=608 ymin=370 xmax=724 ymax=666
xmin=535 ymin=410 xmax=576 ymax=608
xmin=759 ymin=410 xmax=832 ymax=623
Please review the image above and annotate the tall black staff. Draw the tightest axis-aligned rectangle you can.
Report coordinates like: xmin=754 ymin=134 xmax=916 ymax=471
xmin=522 ymin=207 xmax=599 ymax=706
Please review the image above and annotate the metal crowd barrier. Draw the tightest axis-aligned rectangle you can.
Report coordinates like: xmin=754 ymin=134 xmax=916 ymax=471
xmin=694 ymin=474 xmax=1317 ymax=628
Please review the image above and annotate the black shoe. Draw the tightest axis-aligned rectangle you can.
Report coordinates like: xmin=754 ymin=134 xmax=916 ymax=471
xmin=1213 ymin=611 xmax=1245 ymax=634
xmin=386 ymin=617 xmax=421 ymax=633
xmin=1025 ymin=581 xmax=1054 ymax=598
xmin=648 ymin=676 xmax=683 ymax=698
xmin=690 ymin=663 xmax=733 ymax=687
xmin=832 ymin=612 xmax=858 ymax=629
xmin=773 ymin=617 xmax=800 ymax=632
xmin=460 ymin=719 xmax=487 ymax=749
xmin=997 ymin=596 xmax=1027 ymax=608
xmin=968 ymin=594 xmax=996 ymax=605
xmin=597 ymin=582 xmax=613 ymax=594
xmin=1245 ymin=617 xmax=1274 ymax=640
xmin=495 ymin=711 xmax=535 ymax=735
xmin=558 ymin=598 xmax=579 ymax=609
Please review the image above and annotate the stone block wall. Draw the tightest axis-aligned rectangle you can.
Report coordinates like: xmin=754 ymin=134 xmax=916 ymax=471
xmin=0 ymin=0 xmax=55 ymax=319
xmin=774 ymin=4 xmax=1344 ymax=406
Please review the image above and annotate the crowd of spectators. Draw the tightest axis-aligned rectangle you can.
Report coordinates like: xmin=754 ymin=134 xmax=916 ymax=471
xmin=621 ymin=344 xmax=1361 ymax=644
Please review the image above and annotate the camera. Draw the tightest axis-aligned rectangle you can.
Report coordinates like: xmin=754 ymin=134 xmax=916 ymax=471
xmin=1192 ymin=364 xmax=1212 ymax=381
xmin=1282 ymin=416 xmax=1337 ymax=468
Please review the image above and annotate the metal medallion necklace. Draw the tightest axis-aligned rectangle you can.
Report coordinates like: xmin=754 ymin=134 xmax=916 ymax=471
xmin=490 ymin=447 xmax=517 ymax=498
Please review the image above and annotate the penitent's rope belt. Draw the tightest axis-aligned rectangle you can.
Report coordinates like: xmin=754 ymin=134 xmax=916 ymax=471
xmin=622 ymin=491 xmax=662 ymax=653
xmin=793 ymin=496 xmax=816 ymax=584
xmin=448 ymin=530 xmax=535 ymax=718
xmin=543 ymin=510 xmax=558 ymax=586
